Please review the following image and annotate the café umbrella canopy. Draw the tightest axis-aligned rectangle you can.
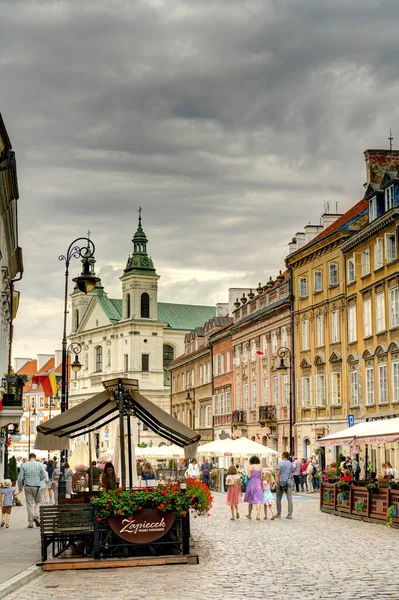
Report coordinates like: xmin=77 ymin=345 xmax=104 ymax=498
xmin=198 ymin=436 xmax=278 ymax=458
xmin=318 ymin=418 xmax=399 ymax=447
xmin=135 ymin=444 xmax=185 ymax=459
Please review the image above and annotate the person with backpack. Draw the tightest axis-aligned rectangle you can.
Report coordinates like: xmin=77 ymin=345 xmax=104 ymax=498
xmin=311 ymin=458 xmax=320 ymax=491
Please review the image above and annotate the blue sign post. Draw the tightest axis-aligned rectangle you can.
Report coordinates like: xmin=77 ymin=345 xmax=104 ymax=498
xmin=348 ymin=414 xmax=355 ymax=427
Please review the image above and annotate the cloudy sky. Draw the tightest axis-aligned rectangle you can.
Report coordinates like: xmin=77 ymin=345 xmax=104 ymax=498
xmin=2 ymin=0 xmax=399 ymax=360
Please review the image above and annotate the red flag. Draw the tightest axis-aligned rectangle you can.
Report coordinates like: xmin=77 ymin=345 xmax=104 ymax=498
xmin=32 ymin=370 xmax=57 ymax=397
xmin=256 ymin=350 xmax=264 ymax=356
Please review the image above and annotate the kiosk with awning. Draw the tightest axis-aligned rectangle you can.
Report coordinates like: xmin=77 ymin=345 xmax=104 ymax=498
xmin=34 ymin=378 xmax=203 ymax=568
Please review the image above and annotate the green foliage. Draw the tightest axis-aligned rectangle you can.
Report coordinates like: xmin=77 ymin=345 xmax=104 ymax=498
xmin=386 ymin=505 xmax=397 ymax=528
xmin=8 ymin=456 xmax=18 ymax=483
xmin=337 ymin=452 xmax=345 ymax=467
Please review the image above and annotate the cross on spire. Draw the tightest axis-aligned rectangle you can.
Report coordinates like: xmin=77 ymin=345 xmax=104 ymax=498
xmin=389 ymin=129 xmax=394 ymax=151
xmin=138 ymin=206 xmax=142 ymax=226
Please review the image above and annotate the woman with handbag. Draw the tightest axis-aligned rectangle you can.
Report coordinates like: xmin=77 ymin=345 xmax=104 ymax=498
xmin=244 ymin=456 xmax=263 ymax=520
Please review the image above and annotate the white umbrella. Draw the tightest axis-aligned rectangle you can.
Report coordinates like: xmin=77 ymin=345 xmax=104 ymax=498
xmin=198 ymin=436 xmax=278 ymax=458
xmin=135 ymin=444 xmax=184 ymax=459
xmin=69 ymin=437 xmax=89 ymax=469
xmin=112 ymin=418 xmax=139 ymax=488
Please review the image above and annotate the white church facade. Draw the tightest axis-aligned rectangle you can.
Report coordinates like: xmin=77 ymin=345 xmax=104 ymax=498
xmin=68 ymin=214 xmax=217 ymax=450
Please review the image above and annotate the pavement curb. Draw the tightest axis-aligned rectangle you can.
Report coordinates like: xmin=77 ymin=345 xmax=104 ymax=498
xmin=0 ymin=565 xmax=42 ymax=599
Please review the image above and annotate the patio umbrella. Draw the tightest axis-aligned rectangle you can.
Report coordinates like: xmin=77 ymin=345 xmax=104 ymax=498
xmin=135 ymin=444 xmax=184 ymax=459
xmin=68 ymin=437 xmax=89 ymax=469
xmin=112 ymin=418 xmax=139 ymax=488
xmin=197 ymin=436 xmax=278 ymax=458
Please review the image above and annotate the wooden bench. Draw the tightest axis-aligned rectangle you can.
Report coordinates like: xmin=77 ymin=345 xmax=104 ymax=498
xmin=40 ymin=504 xmax=94 ymax=562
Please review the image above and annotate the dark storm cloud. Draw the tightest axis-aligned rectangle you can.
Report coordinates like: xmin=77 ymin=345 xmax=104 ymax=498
xmin=2 ymin=0 xmax=399 ymax=356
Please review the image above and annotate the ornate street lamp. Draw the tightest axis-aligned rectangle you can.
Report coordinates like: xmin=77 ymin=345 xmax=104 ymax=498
xmin=185 ymin=384 xmax=195 ymax=430
xmin=58 ymin=237 xmax=99 ymax=499
xmin=276 ymin=346 xmax=294 ymax=458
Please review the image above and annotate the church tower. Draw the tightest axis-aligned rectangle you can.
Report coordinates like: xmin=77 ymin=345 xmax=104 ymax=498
xmin=120 ymin=208 xmax=160 ymax=321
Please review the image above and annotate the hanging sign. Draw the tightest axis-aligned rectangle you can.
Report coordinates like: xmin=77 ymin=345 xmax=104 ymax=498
xmin=108 ymin=509 xmax=175 ymax=544
xmin=104 ymin=426 xmax=110 ymax=441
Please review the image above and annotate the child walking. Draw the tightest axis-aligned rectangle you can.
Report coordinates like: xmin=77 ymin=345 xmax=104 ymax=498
xmin=225 ymin=465 xmax=242 ymax=520
xmin=1 ymin=479 xmax=21 ymax=528
xmin=262 ymin=470 xmax=276 ymax=520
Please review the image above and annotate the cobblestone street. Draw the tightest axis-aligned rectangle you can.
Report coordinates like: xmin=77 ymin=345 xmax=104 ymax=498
xmin=9 ymin=492 xmax=399 ymax=600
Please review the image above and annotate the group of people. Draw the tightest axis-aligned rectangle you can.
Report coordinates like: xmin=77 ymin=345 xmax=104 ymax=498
xmin=292 ymin=456 xmax=321 ymax=493
xmin=225 ymin=452 xmax=294 ymax=521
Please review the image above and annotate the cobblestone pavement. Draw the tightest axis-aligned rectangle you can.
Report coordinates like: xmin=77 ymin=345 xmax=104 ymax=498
xmin=9 ymin=493 xmax=399 ymax=600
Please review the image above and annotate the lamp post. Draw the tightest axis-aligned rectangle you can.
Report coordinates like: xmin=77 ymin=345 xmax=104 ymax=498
xmin=185 ymin=384 xmax=195 ymax=430
xmin=58 ymin=237 xmax=99 ymax=500
xmin=276 ymin=346 xmax=294 ymax=458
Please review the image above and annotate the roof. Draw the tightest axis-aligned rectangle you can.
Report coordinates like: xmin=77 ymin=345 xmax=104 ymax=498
xmin=157 ymin=303 xmax=216 ymax=330
xmin=97 ymin=296 xmax=122 ymax=323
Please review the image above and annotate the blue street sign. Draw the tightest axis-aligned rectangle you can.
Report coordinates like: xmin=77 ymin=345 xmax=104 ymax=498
xmin=348 ymin=414 xmax=355 ymax=427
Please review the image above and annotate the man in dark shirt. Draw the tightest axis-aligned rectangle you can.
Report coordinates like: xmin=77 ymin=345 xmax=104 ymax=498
xmin=201 ymin=459 xmax=212 ymax=487
xmin=86 ymin=461 xmax=102 ymax=490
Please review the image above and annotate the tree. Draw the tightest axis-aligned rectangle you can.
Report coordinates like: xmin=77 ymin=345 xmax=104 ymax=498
xmin=8 ymin=456 xmax=18 ymax=485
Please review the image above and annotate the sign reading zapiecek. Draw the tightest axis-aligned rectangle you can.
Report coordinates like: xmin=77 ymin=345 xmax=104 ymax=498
xmin=108 ymin=508 xmax=176 ymax=544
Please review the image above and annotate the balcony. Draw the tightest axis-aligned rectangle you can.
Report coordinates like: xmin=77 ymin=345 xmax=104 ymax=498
xmin=232 ymin=410 xmax=246 ymax=425
xmin=2 ymin=393 xmax=23 ymax=408
xmin=258 ymin=405 xmax=277 ymax=425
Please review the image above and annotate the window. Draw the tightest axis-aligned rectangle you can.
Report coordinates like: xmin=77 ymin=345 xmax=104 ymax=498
xmin=75 ymin=309 xmax=80 ymax=330
xmin=226 ymin=391 xmax=231 ymax=414
xmin=271 ymin=332 xmax=278 ymax=354
xmin=124 ymin=354 xmax=128 ymax=371
xmin=376 ymin=292 xmax=386 ymax=333
xmin=281 ymin=327 xmax=288 ymax=348
xmin=142 ymin=354 xmax=149 ymax=372
xmin=220 ymin=392 xmax=225 ymax=415
xmin=20 ymin=418 xmax=25 ymax=435
xmin=392 ymin=361 xmax=399 ymax=403
xmin=214 ymin=394 xmax=219 ymax=416
xmin=374 ymin=239 xmax=384 ymax=270
xmin=350 ymin=371 xmax=359 ymax=406
xmin=205 ymin=405 xmax=212 ymax=427
xmin=329 ymin=263 xmax=338 ymax=286
xmin=390 ymin=287 xmax=399 ymax=328
xmin=385 ymin=233 xmax=397 ymax=262
xmin=251 ymin=340 xmax=256 ymax=361
xmin=262 ymin=335 xmax=268 ymax=355
xmin=347 ymin=258 xmax=355 ymax=284
xmin=182 ymin=372 xmax=185 ymax=389
xmin=369 ymin=196 xmax=377 ymax=221
xmin=22 ymin=398 xmax=26 ymax=410
xmin=385 ymin=185 xmax=394 ymax=211
xmin=378 ymin=364 xmax=388 ymax=404
xmin=199 ymin=365 xmax=203 ymax=385
xmin=213 ymin=355 xmax=218 ymax=376
xmin=331 ymin=372 xmax=341 ymax=405
xmin=237 ymin=384 xmax=241 ymax=409
xmin=226 ymin=351 xmax=231 ymax=372
xmin=242 ymin=344 xmax=248 ymax=363
xmin=219 ymin=353 xmax=225 ymax=374
xmin=95 ymin=346 xmax=103 ymax=372
xmin=363 ymin=298 xmax=372 ymax=337
xmin=126 ymin=293 xmax=131 ymax=318
xmin=301 ymin=320 xmax=309 ymax=350
xmin=366 ymin=367 xmax=374 ymax=405
xmin=39 ymin=396 xmax=44 ymax=409
xmin=361 ymin=248 xmax=370 ymax=276
xmin=273 ymin=377 xmax=279 ymax=406
xmin=252 ymin=382 xmax=257 ymax=409
xmin=314 ymin=270 xmax=322 ymax=293
xmin=206 ymin=362 xmax=210 ymax=382
xmin=263 ymin=379 xmax=269 ymax=405
xmin=243 ymin=384 xmax=249 ymax=410
xmin=348 ymin=305 xmax=357 ymax=343
xmin=315 ymin=374 xmax=325 ymax=406
xmin=316 ymin=314 xmax=324 ymax=347
xmin=301 ymin=377 xmax=311 ymax=407
xmin=299 ymin=277 xmax=308 ymax=298
xmin=29 ymin=418 xmax=35 ymax=436
xmin=140 ymin=293 xmax=150 ymax=318
xmin=331 ymin=310 xmax=340 ymax=343
xmin=163 ymin=344 xmax=174 ymax=369
xmin=283 ymin=374 xmax=289 ymax=406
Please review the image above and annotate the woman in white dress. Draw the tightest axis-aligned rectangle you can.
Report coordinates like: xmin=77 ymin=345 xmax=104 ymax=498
xmin=186 ymin=459 xmax=199 ymax=479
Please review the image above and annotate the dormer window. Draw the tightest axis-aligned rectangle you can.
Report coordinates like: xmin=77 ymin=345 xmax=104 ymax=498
xmin=385 ymin=186 xmax=394 ymax=211
xmin=347 ymin=258 xmax=355 ymax=284
xmin=369 ymin=196 xmax=377 ymax=221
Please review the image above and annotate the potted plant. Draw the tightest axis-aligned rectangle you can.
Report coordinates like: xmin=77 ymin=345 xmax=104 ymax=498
xmin=386 ymin=505 xmax=398 ymax=528
xmin=336 ymin=480 xmax=351 ymax=492
xmin=365 ymin=482 xmax=379 ymax=494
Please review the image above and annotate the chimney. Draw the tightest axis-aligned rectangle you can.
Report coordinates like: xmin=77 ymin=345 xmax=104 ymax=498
xmin=14 ymin=358 xmax=32 ymax=372
xmin=54 ymin=350 xmax=62 ymax=368
xmin=304 ymin=224 xmax=324 ymax=243
xmin=364 ymin=149 xmax=399 ymax=184
xmin=37 ymin=353 xmax=53 ymax=371
xmin=322 ymin=213 xmax=342 ymax=229
xmin=288 ymin=232 xmax=306 ymax=254
xmin=216 ymin=303 xmax=229 ymax=317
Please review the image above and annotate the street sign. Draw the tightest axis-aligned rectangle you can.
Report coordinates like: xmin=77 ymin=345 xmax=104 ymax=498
xmin=348 ymin=414 xmax=355 ymax=427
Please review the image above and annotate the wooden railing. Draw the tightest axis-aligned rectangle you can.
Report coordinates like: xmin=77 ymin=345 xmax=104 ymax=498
xmin=320 ymin=482 xmax=399 ymax=527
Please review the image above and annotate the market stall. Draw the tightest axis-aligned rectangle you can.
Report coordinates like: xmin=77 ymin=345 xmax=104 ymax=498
xmin=35 ymin=378 xmax=206 ymax=568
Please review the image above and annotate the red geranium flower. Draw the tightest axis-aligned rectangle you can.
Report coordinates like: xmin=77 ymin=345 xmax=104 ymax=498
xmin=117 ymin=509 xmax=123 ymax=515
xmin=96 ymin=517 xmax=102 ymax=521
xmin=128 ymin=516 xmax=133 ymax=521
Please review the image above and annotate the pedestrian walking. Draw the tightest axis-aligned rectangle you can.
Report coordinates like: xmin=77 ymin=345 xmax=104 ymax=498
xmin=64 ymin=463 xmax=73 ymax=496
xmin=275 ymin=451 xmax=294 ymax=519
xmin=17 ymin=452 xmax=46 ymax=528
xmin=244 ymin=456 xmax=263 ymax=520
xmin=52 ymin=466 xmax=61 ymax=504
xmin=306 ymin=458 xmax=314 ymax=493
xmin=300 ymin=458 xmax=308 ymax=491
xmin=292 ymin=456 xmax=301 ymax=492
xmin=201 ymin=458 xmax=211 ymax=487
xmin=312 ymin=458 xmax=320 ymax=491
xmin=1 ymin=479 xmax=22 ymax=528
xmin=44 ymin=460 xmax=55 ymax=504
xmin=261 ymin=470 xmax=276 ymax=520
xmin=225 ymin=465 xmax=241 ymax=520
